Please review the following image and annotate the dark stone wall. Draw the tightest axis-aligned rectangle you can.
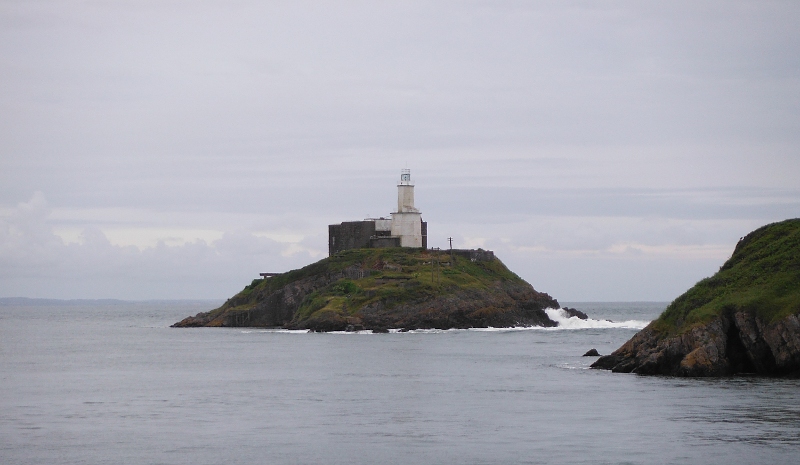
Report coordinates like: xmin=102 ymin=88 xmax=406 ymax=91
xmin=329 ymin=221 xmax=376 ymax=255
xmin=329 ymin=219 xmax=428 ymax=256
xmin=369 ymin=236 xmax=401 ymax=248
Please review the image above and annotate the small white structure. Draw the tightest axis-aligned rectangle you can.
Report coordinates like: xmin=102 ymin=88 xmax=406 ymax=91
xmin=390 ymin=169 xmax=423 ymax=247
xmin=374 ymin=218 xmax=392 ymax=234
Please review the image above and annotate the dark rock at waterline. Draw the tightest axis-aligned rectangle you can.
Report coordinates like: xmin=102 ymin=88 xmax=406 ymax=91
xmin=583 ymin=348 xmax=600 ymax=357
xmin=371 ymin=327 xmax=390 ymax=334
xmin=563 ymin=307 xmax=588 ymax=320
xmin=591 ymin=312 xmax=800 ymax=377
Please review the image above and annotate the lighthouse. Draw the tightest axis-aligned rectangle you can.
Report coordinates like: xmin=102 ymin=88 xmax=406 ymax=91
xmin=390 ymin=169 xmax=423 ymax=247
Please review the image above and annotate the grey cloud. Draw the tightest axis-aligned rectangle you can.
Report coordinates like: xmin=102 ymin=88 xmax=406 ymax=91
xmin=0 ymin=193 xmax=315 ymax=299
xmin=424 ymin=187 xmax=800 ymax=223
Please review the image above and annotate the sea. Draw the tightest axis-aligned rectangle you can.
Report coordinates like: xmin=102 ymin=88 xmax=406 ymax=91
xmin=2 ymin=300 xmax=799 ymax=465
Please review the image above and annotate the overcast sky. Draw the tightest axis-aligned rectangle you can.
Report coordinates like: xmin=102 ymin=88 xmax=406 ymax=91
xmin=1 ymin=1 xmax=799 ymax=301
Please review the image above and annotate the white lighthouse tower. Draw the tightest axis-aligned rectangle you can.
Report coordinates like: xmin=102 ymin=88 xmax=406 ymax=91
xmin=390 ymin=169 xmax=423 ymax=247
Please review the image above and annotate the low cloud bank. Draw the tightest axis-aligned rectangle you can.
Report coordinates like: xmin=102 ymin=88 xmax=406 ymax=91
xmin=0 ymin=193 xmax=320 ymax=299
xmin=0 ymin=191 xmax=770 ymax=301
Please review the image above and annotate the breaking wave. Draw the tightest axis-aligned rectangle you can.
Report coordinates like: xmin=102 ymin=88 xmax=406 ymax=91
xmin=544 ymin=308 xmax=649 ymax=330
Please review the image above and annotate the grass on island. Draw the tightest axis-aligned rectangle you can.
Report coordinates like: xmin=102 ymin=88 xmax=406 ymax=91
xmin=652 ymin=219 xmax=800 ymax=335
xmin=210 ymin=247 xmax=524 ymax=323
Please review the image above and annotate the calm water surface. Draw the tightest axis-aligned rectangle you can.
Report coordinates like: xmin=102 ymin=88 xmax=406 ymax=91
xmin=2 ymin=301 xmax=799 ymax=464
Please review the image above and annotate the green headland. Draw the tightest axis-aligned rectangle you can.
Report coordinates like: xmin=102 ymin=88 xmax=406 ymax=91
xmin=593 ymin=218 xmax=800 ymax=376
xmin=654 ymin=218 xmax=800 ymax=335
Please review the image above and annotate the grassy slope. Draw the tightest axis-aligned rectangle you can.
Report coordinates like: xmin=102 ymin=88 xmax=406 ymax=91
xmin=653 ymin=219 xmax=800 ymax=335
xmin=209 ymin=247 xmax=524 ymax=323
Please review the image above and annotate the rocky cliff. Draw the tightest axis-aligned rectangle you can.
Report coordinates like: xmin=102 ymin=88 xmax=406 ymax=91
xmin=172 ymin=248 xmax=560 ymax=331
xmin=592 ymin=219 xmax=800 ymax=377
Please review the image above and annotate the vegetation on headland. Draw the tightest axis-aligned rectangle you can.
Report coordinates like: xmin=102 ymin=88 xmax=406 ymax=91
xmin=592 ymin=219 xmax=800 ymax=377
xmin=652 ymin=218 xmax=800 ymax=336
xmin=172 ymin=247 xmax=559 ymax=331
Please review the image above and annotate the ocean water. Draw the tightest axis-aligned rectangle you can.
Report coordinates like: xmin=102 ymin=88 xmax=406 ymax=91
xmin=2 ymin=301 xmax=799 ymax=465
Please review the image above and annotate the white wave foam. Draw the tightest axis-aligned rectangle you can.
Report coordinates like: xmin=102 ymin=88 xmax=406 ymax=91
xmin=545 ymin=308 xmax=649 ymax=330
xmin=239 ymin=310 xmax=649 ymax=334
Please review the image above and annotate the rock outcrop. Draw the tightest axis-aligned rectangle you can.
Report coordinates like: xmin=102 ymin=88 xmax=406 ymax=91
xmin=563 ymin=307 xmax=588 ymax=320
xmin=173 ymin=268 xmax=352 ymax=328
xmin=592 ymin=311 xmax=800 ymax=376
xmin=592 ymin=219 xmax=800 ymax=377
xmin=173 ymin=248 xmax=560 ymax=331
xmin=344 ymin=281 xmax=558 ymax=331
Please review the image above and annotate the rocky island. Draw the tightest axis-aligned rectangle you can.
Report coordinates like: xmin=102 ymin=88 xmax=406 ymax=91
xmin=172 ymin=247 xmax=564 ymax=331
xmin=174 ymin=169 xmax=576 ymax=332
xmin=592 ymin=219 xmax=800 ymax=377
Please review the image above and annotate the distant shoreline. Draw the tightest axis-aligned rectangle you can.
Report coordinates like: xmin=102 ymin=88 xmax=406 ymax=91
xmin=0 ymin=297 xmax=669 ymax=307
xmin=0 ymin=297 xmax=225 ymax=306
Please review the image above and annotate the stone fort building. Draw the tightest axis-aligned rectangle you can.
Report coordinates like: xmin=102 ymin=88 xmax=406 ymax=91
xmin=329 ymin=169 xmax=428 ymax=255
